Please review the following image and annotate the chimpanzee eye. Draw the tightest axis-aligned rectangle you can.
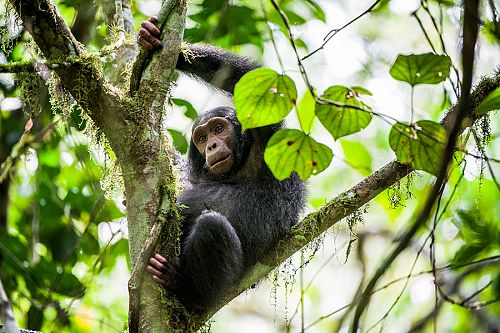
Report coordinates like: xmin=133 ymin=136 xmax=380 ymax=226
xmin=213 ymin=124 xmax=224 ymax=134
xmin=198 ymin=135 xmax=207 ymax=143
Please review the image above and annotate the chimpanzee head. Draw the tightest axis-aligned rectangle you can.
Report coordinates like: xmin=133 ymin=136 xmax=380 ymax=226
xmin=187 ymin=107 xmax=253 ymax=179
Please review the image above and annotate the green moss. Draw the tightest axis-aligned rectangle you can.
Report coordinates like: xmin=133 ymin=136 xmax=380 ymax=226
xmin=47 ymin=72 xmax=71 ymax=116
xmin=15 ymin=71 xmax=45 ymax=119
xmin=387 ymin=173 xmax=414 ymax=209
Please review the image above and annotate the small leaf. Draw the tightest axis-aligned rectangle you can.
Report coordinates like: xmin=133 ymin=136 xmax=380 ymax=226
xmin=475 ymin=87 xmax=500 ymax=116
xmin=167 ymin=129 xmax=189 ymax=154
xmin=304 ymin=0 xmax=326 ymax=22
xmin=234 ymin=68 xmax=297 ymax=130
xmin=351 ymin=86 xmax=373 ymax=96
xmin=316 ymin=85 xmax=372 ymax=140
xmin=264 ymin=129 xmax=333 ymax=180
xmin=24 ymin=118 xmax=33 ymax=132
xmin=54 ymin=272 xmax=85 ymax=297
xmin=297 ymin=90 xmax=316 ymax=133
xmin=172 ymin=98 xmax=198 ymax=120
xmin=340 ymin=140 xmax=373 ymax=176
xmin=390 ymin=53 xmax=451 ymax=86
xmin=452 ymin=243 xmax=485 ymax=265
xmin=389 ymin=120 xmax=447 ymax=175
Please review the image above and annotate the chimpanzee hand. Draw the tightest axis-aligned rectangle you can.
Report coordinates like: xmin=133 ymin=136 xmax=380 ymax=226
xmin=138 ymin=16 xmax=162 ymax=50
xmin=147 ymin=253 xmax=183 ymax=291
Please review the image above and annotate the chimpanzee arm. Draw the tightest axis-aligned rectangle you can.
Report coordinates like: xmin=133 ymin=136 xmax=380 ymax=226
xmin=176 ymin=44 xmax=261 ymax=95
xmin=139 ymin=18 xmax=260 ymax=94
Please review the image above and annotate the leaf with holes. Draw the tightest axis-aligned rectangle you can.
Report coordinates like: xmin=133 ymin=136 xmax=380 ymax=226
xmin=264 ymin=129 xmax=332 ymax=180
xmin=234 ymin=68 xmax=297 ymax=130
xmin=389 ymin=120 xmax=447 ymax=175
xmin=475 ymin=87 xmax=500 ymax=116
xmin=390 ymin=53 xmax=451 ymax=86
xmin=316 ymin=85 xmax=372 ymax=140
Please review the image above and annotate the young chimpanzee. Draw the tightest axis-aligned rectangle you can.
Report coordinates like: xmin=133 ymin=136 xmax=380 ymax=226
xmin=139 ymin=17 xmax=306 ymax=312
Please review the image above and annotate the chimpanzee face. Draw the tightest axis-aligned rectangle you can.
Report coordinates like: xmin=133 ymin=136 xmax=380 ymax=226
xmin=192 ymin=117 xmax=236 ymax=174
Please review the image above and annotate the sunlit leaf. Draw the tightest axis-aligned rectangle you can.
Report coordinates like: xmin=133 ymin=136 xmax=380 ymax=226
xmin=264 ymin=129 xmax=332 ymax=180
xmin=234 ymin=68 xmax=297 ymax=130
xmin=316 ymin=85 xmax=372 ymax=140
xmin=297 ymin=90 xmax=316 ymax=133
xmin=390 ymin=53 xmax=451 ymax=86
xmin=475 ymin=87 xmax=500 ymax=116
xmin=389 ymin=120 xmax=447 ymax=175
xmin=340 ymin=140 xmax=373 ymax=176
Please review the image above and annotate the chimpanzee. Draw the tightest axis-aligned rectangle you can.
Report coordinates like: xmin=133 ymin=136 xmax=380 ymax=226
xmin=139 ymin=17 xmax=306 ymax=312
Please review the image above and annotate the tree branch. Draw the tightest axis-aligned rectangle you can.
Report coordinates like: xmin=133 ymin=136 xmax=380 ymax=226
xmin=9 ymin=0 xmax=128 ymax=155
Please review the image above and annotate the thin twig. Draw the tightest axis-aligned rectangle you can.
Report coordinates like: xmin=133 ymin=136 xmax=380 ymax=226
xmin=302 ymin=0 xmax=383 ymax=61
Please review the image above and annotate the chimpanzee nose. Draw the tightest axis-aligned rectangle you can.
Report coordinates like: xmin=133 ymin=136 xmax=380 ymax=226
xmin=208 ymin=141 xmax=217 ymax=151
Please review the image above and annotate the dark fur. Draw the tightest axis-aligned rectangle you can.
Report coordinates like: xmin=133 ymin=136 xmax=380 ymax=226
xmin=176 ymin=44 xmax=260 ymax=94
xmin=160 ymin=45 xmax=306 ymax=312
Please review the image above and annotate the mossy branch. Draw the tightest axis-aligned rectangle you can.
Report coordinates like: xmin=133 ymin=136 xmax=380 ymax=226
xmin=9 ymin=0 xmax=128 ymax=153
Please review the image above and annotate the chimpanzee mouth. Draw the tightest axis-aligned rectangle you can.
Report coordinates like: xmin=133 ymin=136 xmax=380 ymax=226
xmin=210 ymin=154 xmax=232 ymax=168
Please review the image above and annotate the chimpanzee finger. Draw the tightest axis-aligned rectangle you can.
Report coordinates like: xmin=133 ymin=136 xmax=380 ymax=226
xmin=149 ymin=256 xmax=167 ymax=272
xmin=138 ymin=29 xmax=162 ymax=48
xmin=139 ymin=28 xmax=162 ymax=48
xmin=137 ymin=36 xmax=154 ymax=50
xmin=148 ymin=16 xmax=158 ymax=24
xmin=147 ymin=265 xmax=168 ymax=286
xmin=141 ymin=20 xmax=161 ymax=37
xmin=153 ymin=253 xmax=169 ymax=265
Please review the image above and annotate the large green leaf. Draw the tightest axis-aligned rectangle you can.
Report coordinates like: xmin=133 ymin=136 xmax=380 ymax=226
xmin=264 ymin=129 xmax=333 ymax=180
xmin=389 ymin=120 xmax=447 ymax=175
xmin=390 ymin=53 xmax=451 ymax=86
xmin=316 ymin=85 xmax=372 ymax=140
xmin=475 ymin=87 xmax=500 ymax=116
xmin=234 ymin=68 xmax=297 ymax=130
